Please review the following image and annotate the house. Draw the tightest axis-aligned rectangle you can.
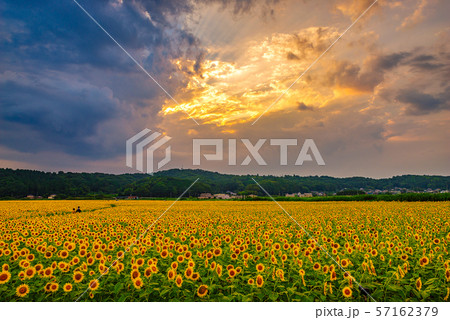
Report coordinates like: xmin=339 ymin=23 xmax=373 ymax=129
xmin=214 ymin=193 xmax=231 ymax=199
xmin=285 ymin=193 xmax=297 ymax=197
xmin=299 ymin=193 xmax=313 ymax=197
xmin=26 ymin=195 xmax=35 ymax=199
xmin=198 ymin=193 xmax=213 ymax=199
xmin=48 ymin=194 xmax=57 ymax=200
xmin=127 ymin=195 xmax=138 ymax=200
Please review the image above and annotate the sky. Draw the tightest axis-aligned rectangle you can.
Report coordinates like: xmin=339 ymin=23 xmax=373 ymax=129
xmin=0 ymin=0 xmax=449 ymax=178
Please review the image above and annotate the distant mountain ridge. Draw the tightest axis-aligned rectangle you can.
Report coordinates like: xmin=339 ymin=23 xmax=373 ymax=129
xmin=0 ymin=168 xmax=449 ymax=199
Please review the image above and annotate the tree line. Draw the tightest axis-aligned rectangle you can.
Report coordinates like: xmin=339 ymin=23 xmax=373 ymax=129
xmin=0 ymin=168 xmax=449 ymax=199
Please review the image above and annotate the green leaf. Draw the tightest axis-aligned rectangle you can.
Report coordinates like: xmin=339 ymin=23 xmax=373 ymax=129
xmin=269 ymin=292 xmax=279 ymax=301
xmin=114 ymin=283 xmax=123 ymax=294
xmin=118 ymin=294 xmax=128 ymax=302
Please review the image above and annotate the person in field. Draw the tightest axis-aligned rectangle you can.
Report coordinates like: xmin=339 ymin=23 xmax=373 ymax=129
xmin=76 ymin=206 xmax=81 ymax=213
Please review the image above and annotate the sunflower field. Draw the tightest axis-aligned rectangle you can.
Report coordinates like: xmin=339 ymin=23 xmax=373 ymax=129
xmin=0 ymin=200 xmax=449 ymax=302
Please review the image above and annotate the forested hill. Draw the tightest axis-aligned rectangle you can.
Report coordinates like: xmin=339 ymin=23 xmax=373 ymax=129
xmin=0 ymin=168 xmax=449 ymax=199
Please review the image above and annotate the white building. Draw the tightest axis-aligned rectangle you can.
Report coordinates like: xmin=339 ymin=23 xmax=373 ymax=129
xmin=214 ymin=193 xmax=231 ymax=199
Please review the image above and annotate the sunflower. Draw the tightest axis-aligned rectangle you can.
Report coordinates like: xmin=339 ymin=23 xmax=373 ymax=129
xmin=342 ymin=286 xmax=352 ymax=298
xmin=143 ymin=267 xmax=152 ymax=278
xmin=130 ymin=270 xmax=141 ymax=280
xmin=330 ymin=271 xmax=337 ymax=281
xmin=167 ymin=269 xmax=176 ymax=281
xmin=420 ymin=256 xmax=430 ymax=267
xmin=20 ymin=260 xmax=30 ymax=268
xmin=256 ymin=263 xmax=265 ymax=273
xmin=44 ymin=283 xmax=52 ymax=293
xmin=276 ymin=269 xmax=285 ymax=281
xmin=248 ymin=278 xmax=255 ymax=285
xmin=150 ymin=265 xmax=158 ymax=273
xmin=133 ymin=277 xmax=144 ymax=289
xmin=184 ymin=267 xmax=194 ymax=279
xmin=89 ymin=279 xmax=99 ymax=291
xmin=175 ymin=275 xmax=183 ymax=288
xmin=63 ymin=283 xmax=73 ymax=292
xmin=160 ymin=250 xmax=169 ymax=259
xmin=256 ymin=275 xmax=264 ymax=288
xmin=43 ymin=267 xmax=53 ymax=278
xmin=59 ymin=250 xmax=69 ymax=259
xmin=0 ymin=271 xmax=11 ymax=284
xmin=228 ymin=268 xmax=237 ymax=278
xmin=16 ymin=284 xmax=30 ymax=297
xmin=50 ymin=282 xmax=59 ymax=293
xmin=313 ymin=262 xmax=321 ymax=271
xmin=416 ymin=277 xmax=422 ymax=291
xmin=191 ymin=272 xmax=200 ymax=281
xmin=24 ymin=267 xmax=36 ymax=279
xmin=213 ymin=248 xmax=222 ymax=256
xmin=73 ymin=271 xmax=84 ymax=283
xmin=197 ymin=284 xmax=208 ymax=298
xmin=341 ymin=259 xmax=349 ymax=268
xmin=94 ymin=252 xmax=103 ymax=260
xmin=171 ymin=261 xmax=178 ymax=270
xmin=18 ymin=271 xmax=26 ymax=281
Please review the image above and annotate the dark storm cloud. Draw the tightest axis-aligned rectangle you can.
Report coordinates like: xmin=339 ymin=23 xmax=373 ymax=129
xmin=370 ymin=52 xmax=411 ymax=70
xmin=0 ymin=0 xmax=202 ymax=71
xmin=0 ymin=71 xmax=120 ymax=156
xmin=297 ymin=102 xmax=314 ymax=111
xmin=407 ymin=54 xmax=444 ymax=70
xmin=204 ymin=0 xmax=280 ymax=16
xmin=324 ymin=47 xmax=450 ymax=94
xmin=0 ymin=0 xmax=207 ymax=159
xmin=396 ymin=88 xmax=450 ymax=115
xmin=0 ymin=0 xmax=281 ymax=163
xmin=286 ymin=52 xmax=300 ymax=60
xmin=324 ymin=52 xmax=412 ymax=92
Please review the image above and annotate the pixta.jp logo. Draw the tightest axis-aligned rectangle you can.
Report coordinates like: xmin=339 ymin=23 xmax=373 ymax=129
xmin=126 ymin=129 xmax=171 ymax=174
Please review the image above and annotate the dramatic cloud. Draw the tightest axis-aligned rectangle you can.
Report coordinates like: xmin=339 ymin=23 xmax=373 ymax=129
xmin=396 ymin=88 xmax=450 ymax=115
xmin=399 ymin=0 xmax=431 ymax=29
xmin=0 ymin=0 xmax=449 ymax=177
